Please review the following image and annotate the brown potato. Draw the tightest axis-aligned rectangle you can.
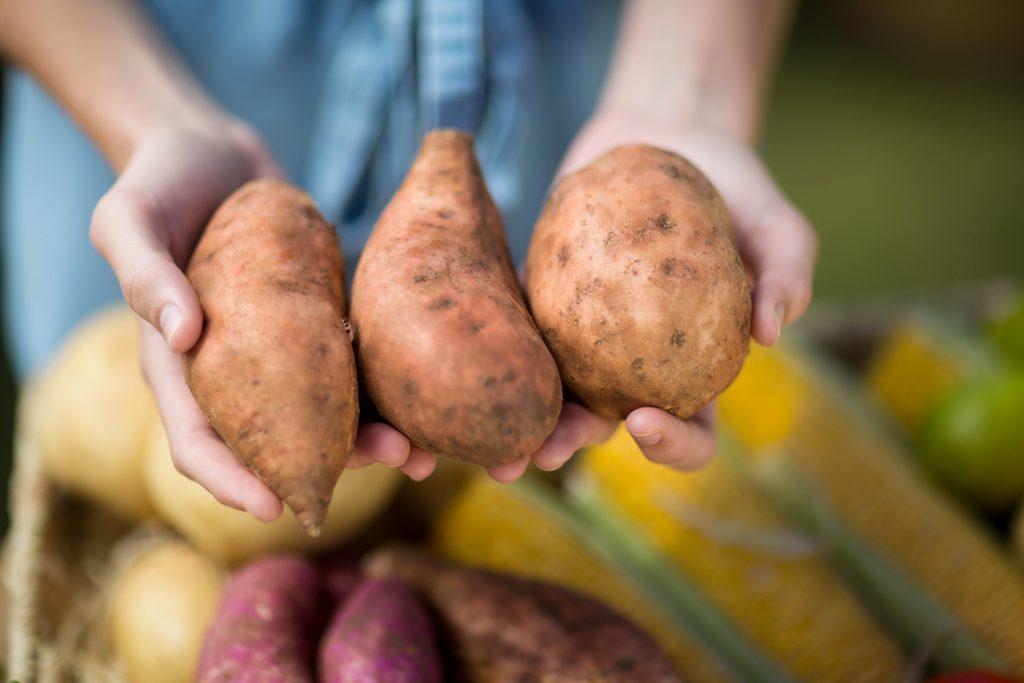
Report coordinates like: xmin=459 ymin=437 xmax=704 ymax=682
xmin=525 ymin=145 xmax=752 ymax=419
xmin=365 ymin=547 xmax=684 ymax=682
xmin=184 ymin=179 xmax=358 ymax=535
xmin=351 ymin=130 xmax=562 ymax=466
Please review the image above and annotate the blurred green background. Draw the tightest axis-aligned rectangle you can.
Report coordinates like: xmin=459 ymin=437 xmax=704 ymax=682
xmin=0 ymin=1 xmax=1022 ymax=531
xmin=764 ymin=1 xmax=1024 ymax=300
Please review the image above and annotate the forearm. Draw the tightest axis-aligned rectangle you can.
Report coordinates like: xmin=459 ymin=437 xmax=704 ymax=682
xmin=0 ymin=0 xmax=218 ymax=170
xmin=599 ymin=0 xmax=795 ymax=142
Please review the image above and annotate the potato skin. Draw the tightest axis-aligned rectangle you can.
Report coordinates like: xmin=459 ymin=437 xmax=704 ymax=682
xmin=365 ymin=548 xmax=683 ymax=683
xmin=351 ymin=130 xmax=561 ymax=466
xmin=197 ymin=554 xmax=327 ymax=683
xmin=184 ymin=179 xmax=358 ymax=534
xmin=318 ymin=578 xmax=443 ymax=683
xmin=525 ymin=145 xmax=752 ymax=420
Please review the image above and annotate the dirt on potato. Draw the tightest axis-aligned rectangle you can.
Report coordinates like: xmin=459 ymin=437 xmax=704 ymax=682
xmin=525 ymin=145 xmax=752 ymax=419
xmin=184 ymin=179 xmax=358 ymax=534
xmin=351 ymin=130 xmax=562 ymax=466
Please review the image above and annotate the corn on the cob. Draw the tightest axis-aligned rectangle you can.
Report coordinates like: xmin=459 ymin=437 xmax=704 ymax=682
xmin=433 ymin=475 xmax=738 ymax=683
xmin=578 ymin=427 xmax=905 ymax=683
xmin=719 ymin=341 xmax=1024 ymax=673
xmin=864 ymin=314 xmax=997 ymax=435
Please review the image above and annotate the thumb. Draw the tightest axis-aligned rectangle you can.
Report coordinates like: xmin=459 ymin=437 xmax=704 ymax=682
xmin=90 ymin=188 xmax=203 ymax=353
xmin=734 ymin=197 xmax=816 ymax=347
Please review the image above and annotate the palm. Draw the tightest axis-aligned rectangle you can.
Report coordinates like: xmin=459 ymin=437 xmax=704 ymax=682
xmin=551 ymin=109 xmax=816 ymax=469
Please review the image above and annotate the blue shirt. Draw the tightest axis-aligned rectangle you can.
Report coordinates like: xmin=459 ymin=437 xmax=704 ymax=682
xmin=1 ymin=0 xmax=619 ymax=377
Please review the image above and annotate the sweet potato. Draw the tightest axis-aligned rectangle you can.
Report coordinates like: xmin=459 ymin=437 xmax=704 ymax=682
xmin=365 ymin=547 xmax=683 ymax=682
xmin=351 ymin=130 xmax=562 ymax=466
xmin=184 ymin=179 xmax=358 ymax=533
xmin=525 ymin=145 xmax=752 ymax=419
xmin=318 ymin=578 xmax=442 ymax=683
xmin=319 ymin=555 xmax=363 ymax=605
xmin=197 ymin=554 xmax=327 ymax=683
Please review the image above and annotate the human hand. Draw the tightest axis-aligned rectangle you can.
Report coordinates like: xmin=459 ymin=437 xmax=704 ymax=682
xmin=91 ymin=120 xmax=434 ymax=521
xmin=532 ymin=107 xmax=818 ymax=471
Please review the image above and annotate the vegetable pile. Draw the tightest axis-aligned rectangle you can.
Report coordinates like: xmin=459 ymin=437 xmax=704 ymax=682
xmin=432 ymin=295 xmax=1024 ymax=681
xmin=18 ymin=130 xmax=1024 ymax=683
xmin=194 ymin=548 xmax=677 ymax=683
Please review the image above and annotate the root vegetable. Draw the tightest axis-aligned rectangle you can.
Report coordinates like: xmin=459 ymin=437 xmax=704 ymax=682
xmin=525 ymin=145 xmax=752 ymax=419
xmin=184 ymin=179 xmax=359 ymax=533
xmin=366 ymin=547 xmax=683 ymax=682
xmin=108 ymin=540 xmax=224 ymax=683
xmin=351 ymin=130 xmax=562 ymax=466
xmin=318 ymin=578 xmax=442 ymax=683
xmin=32 ymin=306 xmax=156 ymax=520
xmin=197 ymin=554 xmax=327 ymax=683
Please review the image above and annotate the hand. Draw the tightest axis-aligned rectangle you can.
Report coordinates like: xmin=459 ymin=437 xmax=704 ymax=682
xmin=91 ymin=119 xmax=433 ymax=521
xmin=540 ymin=107 xmax=818 ymax=470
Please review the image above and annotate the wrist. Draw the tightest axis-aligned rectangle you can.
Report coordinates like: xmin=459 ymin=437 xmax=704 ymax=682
xmin=108 ymin=91 xmax=227 ymax=171
xmin=598 ymin=93 xmax=757 ymax=145
xmin=597 ymin=0 xmax=794 ymax=145
xmin=585 ymin=103 xmax=750 ymax=148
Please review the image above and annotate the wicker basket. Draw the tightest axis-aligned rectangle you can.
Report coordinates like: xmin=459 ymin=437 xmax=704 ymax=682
xmin=4 ymin=386 xmax=136 ymax=683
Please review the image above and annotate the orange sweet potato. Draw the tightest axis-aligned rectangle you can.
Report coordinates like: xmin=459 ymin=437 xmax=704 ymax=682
xmin=525 ymin=145 xmax=752 ymax=420
xmin=184 ymin=179 xmax=358 ymax=534
xmin=350 ymin=131 xmax=561 ymax=466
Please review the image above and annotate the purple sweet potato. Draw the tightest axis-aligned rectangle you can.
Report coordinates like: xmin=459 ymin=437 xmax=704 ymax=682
xmin=318 ymin=578 xmax=442 ymax=683
xmin=365 ymin=547 xmax=684 ymax=683
xmin=319 ymin=556 xmax=362 ymax=605
xmin=197 ymin=554 xmax=328 ymax=683
xmin=184 ymin=179 xmax=358 ymax=534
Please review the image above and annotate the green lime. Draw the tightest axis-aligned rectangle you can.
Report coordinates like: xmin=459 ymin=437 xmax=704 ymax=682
xmin=916 ymin=372 xmax=1024 ymax=512
xmin=990 ymin=297 xmax=1024 ymax=368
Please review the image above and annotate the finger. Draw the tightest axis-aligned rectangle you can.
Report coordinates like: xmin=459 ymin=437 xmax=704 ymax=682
xmin=139 ymin=324 xmax=282 ymax=521
xmin=532 ymin=402 xmax=618 ymax=471
xmin=349 ymin=422 xmax=411 ymax=468
xmin=91 ymin=187 xmax=203 ymax=353
xmin=487 ymin=457 xmax=530 ymax=484
xmin=734 ymin=199 xmax=817 ymax=347
xmin=399 ymin=447 xmax=437 ymax=481
xmin=625 ymin=405 xmax=716 ymax=470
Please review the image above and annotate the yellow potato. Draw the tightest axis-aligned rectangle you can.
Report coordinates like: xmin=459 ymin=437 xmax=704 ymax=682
xmin=108 ymin=540 xmax=224 ymax=683
xmin=32 ymin=306 xmax=155 ymax=520
xmin=142 ymin=425 xmax=402 ymax=565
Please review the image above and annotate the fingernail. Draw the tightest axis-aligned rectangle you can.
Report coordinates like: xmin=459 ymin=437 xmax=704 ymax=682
xmin=159 ymin=304 xmax=182 ymax=347
xmin=774 ymin=304 xmax=786 ymax=342
xmin=632 ymin=430 xmax=663 ymax=447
